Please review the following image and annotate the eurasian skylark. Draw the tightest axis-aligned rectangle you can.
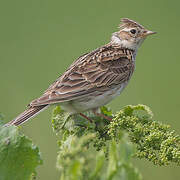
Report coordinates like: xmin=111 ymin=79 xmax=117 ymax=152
xmin=5 ymin=18 xmax=156 ymax=126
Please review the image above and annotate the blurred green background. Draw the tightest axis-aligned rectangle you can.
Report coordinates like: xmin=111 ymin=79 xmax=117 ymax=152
xmin=0 ymin=0 xmax=179 ymax=179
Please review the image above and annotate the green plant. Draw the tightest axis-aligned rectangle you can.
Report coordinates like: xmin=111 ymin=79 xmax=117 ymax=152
xmin=0 ymin=104 xmax=179 ymax=180
xmin=0 ymin=118 xmax=42 ymax=180
xmin=51 ymin=105 xmax=180 ymax=180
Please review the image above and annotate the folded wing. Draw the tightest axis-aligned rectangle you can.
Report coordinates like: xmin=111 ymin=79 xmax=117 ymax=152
xmin=30 ymin=45 xmax=134 ymax=106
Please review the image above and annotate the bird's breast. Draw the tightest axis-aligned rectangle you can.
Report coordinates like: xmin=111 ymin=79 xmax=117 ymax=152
xmin=60 ymin=83 xmax=128 ymax=114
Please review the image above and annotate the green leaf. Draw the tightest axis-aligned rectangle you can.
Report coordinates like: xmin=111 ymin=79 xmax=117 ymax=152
xmin=107 ymin=141 xmax=118 ymax=180
xmin=89 ymin=151 xmax=105 ymax=180
xmin=114 ymin=164 xmax=142 ymax=180
xmin=68 ymin=160 xmax=83 ymax=180
xmin=107 ymin=140 xmax=142 ymax=180
xmin=0 ymin=125 xmax=43 ymax=180
xmin=100 ymin=106 xmax=113 ymax=117
xmin=52 ymin=106 xmax=71 ymax=134
xmin=117 ymin=138 xmax=135 ymax=163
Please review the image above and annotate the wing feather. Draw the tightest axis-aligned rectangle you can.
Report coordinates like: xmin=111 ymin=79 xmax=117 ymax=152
xmin=30 ymin=45 xmax=134 ymax=106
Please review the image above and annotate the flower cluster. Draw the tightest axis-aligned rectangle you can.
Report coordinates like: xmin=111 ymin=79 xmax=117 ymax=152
xmin=51 ymin=104 xmax=180 ymax=179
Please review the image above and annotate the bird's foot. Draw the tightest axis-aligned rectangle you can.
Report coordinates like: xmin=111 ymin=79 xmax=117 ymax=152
xmin=79 ymin=113 xmax=93 ymax=123
xmin=92 ymin=110 xmax=112 ymax=121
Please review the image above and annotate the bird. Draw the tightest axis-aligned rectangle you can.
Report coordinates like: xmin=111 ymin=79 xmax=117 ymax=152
xmin=5 ymin=18 xmax=156 ymax=126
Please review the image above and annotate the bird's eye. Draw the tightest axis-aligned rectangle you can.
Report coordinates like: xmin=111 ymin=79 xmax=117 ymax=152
xmin=130 ymin=29 xmax=136 ymax=34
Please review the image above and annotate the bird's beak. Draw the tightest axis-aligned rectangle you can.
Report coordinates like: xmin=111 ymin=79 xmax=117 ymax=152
xmin=143 ymin=30 xmax=157 ymax=37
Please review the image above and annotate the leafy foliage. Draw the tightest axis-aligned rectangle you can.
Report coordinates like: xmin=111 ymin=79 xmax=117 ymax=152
xmin=0 ymin=115 xmax=43 ymax=180
xmin=108 ymin=105 xmax=180 ymax=165
xmin=52 ymin=106 xmax=142 ymax=180
xmin=52 ymin=104 xmax=180 ymax=180
xmin=0 ymin=103 xmax=179 ymax=180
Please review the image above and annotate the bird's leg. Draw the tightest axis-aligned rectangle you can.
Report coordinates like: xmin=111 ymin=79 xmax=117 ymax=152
xmin=79 ymin=113 xmax=93 ymax=123
xmin=92 ymin=109 xmax=112 ymax=121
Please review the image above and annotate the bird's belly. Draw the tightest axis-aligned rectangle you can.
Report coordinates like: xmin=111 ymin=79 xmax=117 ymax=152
xmin=60 ymin=83 xmax=127 ymax=114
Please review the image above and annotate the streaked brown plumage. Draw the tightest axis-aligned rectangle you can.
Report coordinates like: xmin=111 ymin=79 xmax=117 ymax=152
xmin=5 ymin=18 xmax=156 ymax=126
xmin=31 ymin=46 xmax=134 ymax=105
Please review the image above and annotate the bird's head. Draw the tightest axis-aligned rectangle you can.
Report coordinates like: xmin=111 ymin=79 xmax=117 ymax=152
xmin=111 ymin=18 xmax=156 ymax=50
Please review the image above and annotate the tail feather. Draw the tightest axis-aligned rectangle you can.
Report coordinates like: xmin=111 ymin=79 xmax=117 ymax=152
xmin=4 ymin=105 xmax=49 ymax=126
